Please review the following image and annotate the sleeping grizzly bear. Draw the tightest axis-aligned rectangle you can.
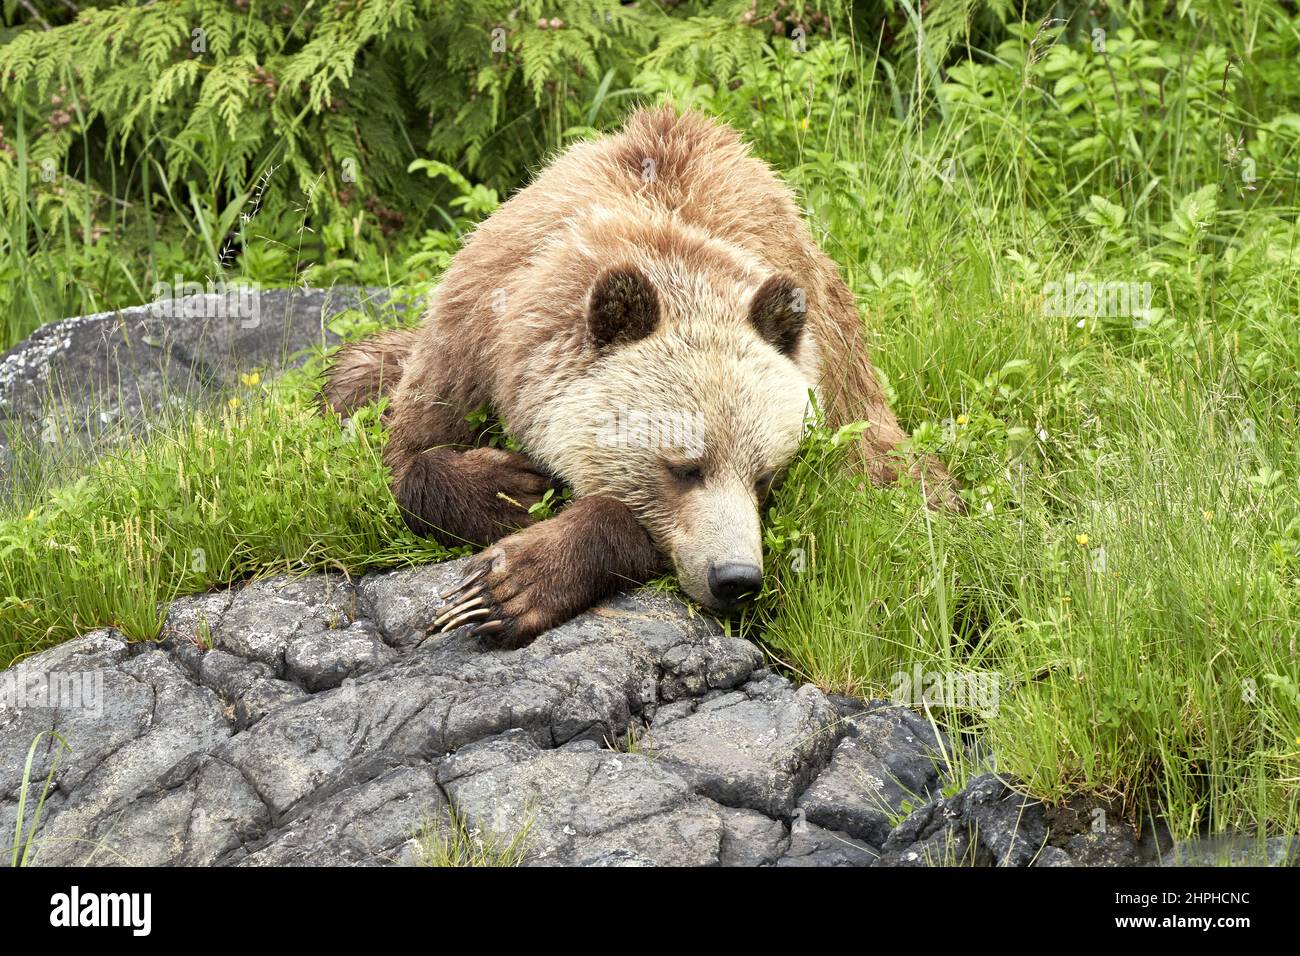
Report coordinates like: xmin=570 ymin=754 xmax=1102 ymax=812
xmin=324 ymin=106 xmax=957 ymax=647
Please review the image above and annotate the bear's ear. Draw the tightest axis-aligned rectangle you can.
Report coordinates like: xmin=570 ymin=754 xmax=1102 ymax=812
xmin=747 ymin=274 xmax=806 ymax=357
xmin=588 ymin=267 xmax=660 ymax=349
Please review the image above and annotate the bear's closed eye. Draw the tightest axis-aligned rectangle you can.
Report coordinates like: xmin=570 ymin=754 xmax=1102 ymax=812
xmin=665 ymin=461 xmax=705 ymax=485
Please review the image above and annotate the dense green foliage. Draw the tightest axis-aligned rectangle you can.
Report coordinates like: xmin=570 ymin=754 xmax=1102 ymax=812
xmin=4 ymin=1 xmax=1300 ymax=843
xmin=0 ymin=0 xmax=851 ymax=346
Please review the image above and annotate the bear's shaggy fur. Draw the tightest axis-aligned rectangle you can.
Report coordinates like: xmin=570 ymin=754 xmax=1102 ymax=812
xmin=325 ymin=107 xmax=956 ymax=646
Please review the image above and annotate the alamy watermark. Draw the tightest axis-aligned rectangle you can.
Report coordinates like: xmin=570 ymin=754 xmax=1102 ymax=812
xmin=1042 ymin=273 xmax=1155 ymax=327
xmin=50 ymin=887 xmax=151 ymax=936
xmin=1 ymin=670 xmax=104 ymax=718
xmin=595 ymin=407 xmax=705 ymax=458
xmin=149 ymin=275 xmax=261 ymax=329
xmin=890 ymin=664 xmax=1001 ymax=717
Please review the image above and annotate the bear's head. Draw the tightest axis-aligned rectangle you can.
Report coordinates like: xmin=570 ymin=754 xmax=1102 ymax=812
xmin=541 ymin=265 xmax=815 ymax=612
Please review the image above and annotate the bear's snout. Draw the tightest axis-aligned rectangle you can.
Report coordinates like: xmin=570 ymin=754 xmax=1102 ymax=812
xmin=706 ymin=561 xmax=763 ymax=608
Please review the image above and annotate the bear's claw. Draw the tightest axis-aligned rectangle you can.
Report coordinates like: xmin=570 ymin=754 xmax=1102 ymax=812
xmin=428 ymin=565 xmax=523 ymax=648
xmin=431 ymin=591 xmax=485 ymax=626
xmin=430 ymin=565 xmax=515 ymax=641
xmin=431 ymin=585 xmax=489 ymax=633
xmin=430 ymin=566 xmax=496 ymax=634
xmin=470 ymin=619 xmax=507 ymax=638
xmin=437 ymin=565 xmax=489 ymax=603
xmin=436 ymin=604 xmax=491 ymax=632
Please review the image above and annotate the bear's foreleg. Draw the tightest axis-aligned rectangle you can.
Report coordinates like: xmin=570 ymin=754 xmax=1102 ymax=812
xmin=430 ymin=496 xmax=664 ymax=648
xmin=387 ymin=445 xmax=562 ymax=548
xmin=382 ymin=352 xmax=561 ymax=547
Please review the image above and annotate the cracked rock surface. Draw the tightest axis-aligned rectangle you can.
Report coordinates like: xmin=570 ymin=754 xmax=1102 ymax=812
xmin=2 ymin=558 xmax=964 ymax=867
xmin=4 ymin=557 xmax=1291 ymax=866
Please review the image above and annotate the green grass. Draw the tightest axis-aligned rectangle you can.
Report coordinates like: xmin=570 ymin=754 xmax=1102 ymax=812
xmin=8 ymin=731 xmax=69 ymax=867
xmin=0 ymin=356 xmax=449 ymax=667
xmin=2 ymin=9 xmax=1300 ymax=847
xmin=411 ymin=808 xmax=532 ymax=867
xmin=737 ymin=17 xmax=1300 ymax=839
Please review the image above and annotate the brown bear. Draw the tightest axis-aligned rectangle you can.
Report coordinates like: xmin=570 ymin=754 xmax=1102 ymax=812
xmin=324 ymin=106 xmax=957 ymax=647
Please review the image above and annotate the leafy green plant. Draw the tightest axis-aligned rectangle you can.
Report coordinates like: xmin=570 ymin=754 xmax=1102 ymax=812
xmin=464 ymin=404 xmax=522 ymax=452
xmin=527 ymin=486 xmax=572 ymax=521
xmin=0 ymin=1 xmax=854 ymax=349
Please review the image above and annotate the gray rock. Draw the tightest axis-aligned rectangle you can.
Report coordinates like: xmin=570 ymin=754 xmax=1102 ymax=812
xmin=5 ymin=558 xmax=1191 ymax=868
xmin=284 ymin=620 xmax=396 ymax=692
xmin=8 ymin=648 xmax=232 ymax=866
xmin=4 ymin=629 xmax=130 ymax=676
xmin=717 ymin=806 xmax=789 ymax=866
xmin=576 ymin=848 xmax=659 ymax=866
xmin=827 ymin=693 xmax=870 ymax=720
xmin=234 ymin=678 xmax=308 ymax=731
xmin=212 ymin=605 xmax=669 ymax=817
xmin=211 ymin=574 xmax=357 ymax=674
xmin=643 ymin=677 xmax=839 ymax=817
xmin=189 ymin=648 xmax=275 ymax=701
xmin=355 ymin=560 xmax=470 ymax=645
xmin=797 ymin=705 xmax=947 ymax=848
xmin=0 ymin=287 xmax=410 ymax=474
xmin=161 ymin=591 xmax=232 ymax=647
xmin=1034 ymin=846 xmax=1075 ymax=867
xmin=1065 ymin=826 xmax=1146 ymax=867
xmin=0 ymin=565 xmax=808 ymax=867
xmin=240 ymin=765 xmax=446 ymax=866
xmin=636 ymin=611 xmax=763 ymax=702
xmin=777 ymin=818 xmax=877 ymax=867
xmin=52 ymin=755 xmax=271 ymax=867
xmin=435 ymin=729 xmax=542 ymax=785
xmin=442 ymin=735 xmax=725 ymax=866
xmin=874 ymin=773 xmax=1047 ymax=867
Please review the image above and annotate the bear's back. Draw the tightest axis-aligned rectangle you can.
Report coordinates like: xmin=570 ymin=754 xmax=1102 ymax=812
xmin=547 ymin=107 xmax=806 ymax=260
xmin=423 ymin=107 xmax=849 ymax=413
xmin=449 ymin=108 xmax=805 ymax=282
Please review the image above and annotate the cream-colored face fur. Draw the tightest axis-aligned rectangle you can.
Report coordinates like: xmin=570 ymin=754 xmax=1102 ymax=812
xmin=534 ymin=325 xmax=813 ymax=610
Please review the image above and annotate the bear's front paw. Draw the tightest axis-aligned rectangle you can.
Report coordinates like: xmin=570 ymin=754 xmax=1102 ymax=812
xmin=426 ymin=495 xmax=662 ymax=651
xmin=454 ymin=446 xmax=560 ymax=538
xmin=428 ymin=534 xmax=567 ymax=650
xmin=394 ymin=446 xmax=559 ymax=546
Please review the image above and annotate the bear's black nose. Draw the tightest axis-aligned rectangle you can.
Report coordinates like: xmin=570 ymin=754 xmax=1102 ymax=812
xmin=707 ymin=561 xmax=763 ymax=607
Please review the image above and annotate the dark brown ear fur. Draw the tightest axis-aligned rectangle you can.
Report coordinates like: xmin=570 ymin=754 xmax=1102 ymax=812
xmin=748 ymin=273 xmax=806 ymax=356
xmin=588 ymin=267 xmax=660 ymax=349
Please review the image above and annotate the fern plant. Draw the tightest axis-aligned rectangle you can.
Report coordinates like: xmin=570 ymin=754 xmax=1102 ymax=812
xmin=0 ymin=1 xmax=704 ymax=343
